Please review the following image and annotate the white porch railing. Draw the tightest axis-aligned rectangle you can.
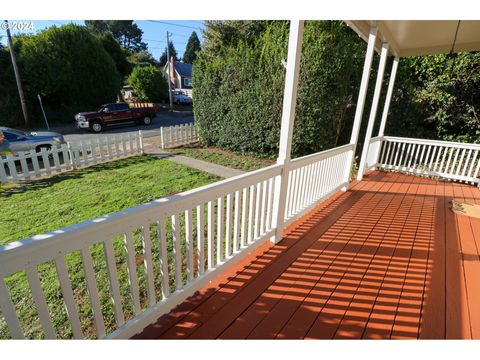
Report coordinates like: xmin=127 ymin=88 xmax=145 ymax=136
xmin=160 ymin=123 xmax=198 ymax=149
xmin=284 ymin=143 xmax=353 ymax=224
xmin=366 ymin=136 xmax=480 ymax=185
xmin=0 ymin=144 xmax=352 ymax=339
xmin=0 ymin=131 xmax=143 ymax=183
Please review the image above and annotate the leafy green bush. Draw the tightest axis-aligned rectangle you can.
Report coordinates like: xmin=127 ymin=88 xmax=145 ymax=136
xmin=98 ymin=32 xmax=132 ymax=78
xmin=388 ymin=52 xmax=480 ymax=143
xmin=0 ymin=24 xmax=122 ymax=126
xmin=127 ymin=65 xmax=168 ymax=102
xmin=193 ymin=21 xmax=366 ymax=158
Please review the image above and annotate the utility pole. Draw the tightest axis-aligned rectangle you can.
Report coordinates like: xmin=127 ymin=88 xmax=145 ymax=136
xmin=166 ymin=31 xmax=173 ymax=111
xmin=4 ymin=20 xmax=30 ymax=128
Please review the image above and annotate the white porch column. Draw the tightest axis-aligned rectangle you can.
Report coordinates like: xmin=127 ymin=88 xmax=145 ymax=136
xmin=357 ymin=42 xmax=389 ymax=181
xmin=270 ymin=20 xmax=304 ymax=243
xmin=377 ymin=56 xmax=399 ymax=137
xmin=342 ymin=26 xmax=378 ymax=190
xmin=373 ymin=56 xmax=399 ymax=166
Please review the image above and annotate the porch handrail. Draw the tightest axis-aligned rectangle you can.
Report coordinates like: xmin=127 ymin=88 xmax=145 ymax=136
xmin=383 ymin=136 xmax=480 ymax=150
xmin=284 ymin=143 xmax=353 ymax=225
xmin=0 ymin=163 xmax=282 ymax=275
xmin=289 ymin=143 xmax=354 ymax=170
xmin=0 ymin=142 xmax=355 ymax=339
xmin=366 ymin=136 xmax=480 ymax=185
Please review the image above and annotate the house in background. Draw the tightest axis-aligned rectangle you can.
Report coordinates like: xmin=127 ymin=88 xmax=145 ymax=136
xmin=164 ymin=60 xmax=193 ymax=97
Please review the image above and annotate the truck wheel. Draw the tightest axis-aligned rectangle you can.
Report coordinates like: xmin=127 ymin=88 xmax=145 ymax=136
xmin=143 ymin=116 xmax=152 ymax=125
xmin=90 ymin=121 xmax=103 ymax=133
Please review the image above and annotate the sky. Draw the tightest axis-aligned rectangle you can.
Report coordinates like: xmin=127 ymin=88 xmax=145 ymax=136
xmin=1 ymin=20 xmax=205 ymax=60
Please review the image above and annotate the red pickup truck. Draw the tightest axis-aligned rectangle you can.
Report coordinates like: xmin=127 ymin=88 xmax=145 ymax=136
xmin=75 ymin=102 xmax=159 ymax=132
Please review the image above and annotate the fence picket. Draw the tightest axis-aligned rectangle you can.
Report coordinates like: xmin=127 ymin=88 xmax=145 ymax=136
xmin=254 ymin=182 xmax=262 ymax=239
xmin=89 ymin=139 xmax=98 ymax=164
xmin=266 ymin=178 xmax=274 ymax=232
xmin=225 ymin=193 xmax=233 ymax=258
xmin=41 ymin=148 xmax=52 ymax=175
xmin=157 ymin=218 xmax=170 ymax=298
xmin=103 ymin=239 xmax=125 ymax=327
xmin=461 ymin=149 xmax=472 ymax=177
xmin=233 ymin=190 xmax=240 ymax=253
xmin=17 ymin=152 xmax=30 ymax=179
xmin=0 ymin=161 xmax=8 ymax=182
xmin=217 ymin=196 xmax=224 ymax=263
xmin=185 ymin=209 xmax=194 ymax=281
xmin=123 ymin=232 xmax=141 ymax=315
xmin=55 ymin=256 xmax=83 ymax=339
xmin=25 ymin=266 xmax=56 ymax=339
xmin=172 ymin=214 xmax=182 ymax=289
xmin=141 ymin=224 xmax=156 ymax=307
xmin=0 ymin=279 xmax=24 ymax=339
xmin=467 ymin=151 xmax=479 ymax=178
xmin=247 ymin=185 xmax=256 ymax=244
xmin=196 ymin=205 xmax=205 ymax=275
xmin=207 ymin=201 xmax=215 ymax=268
xmin=456 ymin=148 xmax=466 ymax=176
xmin=157 ymin=123 xmax=198 ymax=149
xmin=240 ymin=187 xmax=248 ymax=248
xmin=52 ymin=148 xmax=62 ymax=173
xmin=80 ymin=247 xmax=106 ymax=338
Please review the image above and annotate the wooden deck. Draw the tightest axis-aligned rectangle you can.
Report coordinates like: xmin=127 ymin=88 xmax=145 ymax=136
xmin=135 ymin=171 xmax=480 ymax=339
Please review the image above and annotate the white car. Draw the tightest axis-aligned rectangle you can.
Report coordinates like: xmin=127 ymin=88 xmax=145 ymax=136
xmin=172 ymin=91 xmax=192 ymax=105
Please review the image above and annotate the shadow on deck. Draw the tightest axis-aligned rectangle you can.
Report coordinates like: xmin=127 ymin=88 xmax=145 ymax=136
xmin=134 ymin=171 xmax=480 ymax=339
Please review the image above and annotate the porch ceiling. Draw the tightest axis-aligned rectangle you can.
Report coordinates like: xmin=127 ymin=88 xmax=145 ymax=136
xmin=345 ymin=20 xmax=480 ymax=57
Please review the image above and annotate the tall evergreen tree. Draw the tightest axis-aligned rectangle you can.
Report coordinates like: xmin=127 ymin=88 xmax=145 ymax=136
xmin=85 ymin=20 xmax=147 ymax=52
xmin=183 ymin=32 xmax=201 ymax=63
xmin=159 ymin=41 xmax=178 ymax=66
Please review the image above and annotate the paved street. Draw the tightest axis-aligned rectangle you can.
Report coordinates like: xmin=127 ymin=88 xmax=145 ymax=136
xmin=31 ymin=110 xmax=194 ymax=142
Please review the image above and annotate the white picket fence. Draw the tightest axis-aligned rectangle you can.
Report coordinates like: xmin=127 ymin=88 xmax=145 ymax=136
xmin=0 ymin=143 xmax=352 ymax=339
xmin=160 ymin=123 xmax=198 ymax=149
xmin=366 ymin=136 xmax=480 ymax=185
xmin=0 ymin=131 xmax=144 ymax=183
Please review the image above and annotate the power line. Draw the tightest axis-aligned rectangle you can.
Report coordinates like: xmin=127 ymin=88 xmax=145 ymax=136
xmin=169 ymin=32 xmax=193 ymax=39
xmin=144 ymin=38 xmax=188 ymax=44
xmin=48 ymin=20 xmax=65 ymax=25
xmin=147 ymin=20 xmax=201 ymax=30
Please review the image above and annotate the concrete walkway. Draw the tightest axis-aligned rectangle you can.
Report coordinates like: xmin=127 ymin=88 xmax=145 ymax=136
xmin=144 ymin=143 xmax=245 ymax=179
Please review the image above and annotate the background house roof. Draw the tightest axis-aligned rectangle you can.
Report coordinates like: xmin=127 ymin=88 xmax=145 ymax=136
xmin=345 ymin=20 xmax=480 ymax=57
xmin=175 ymin=62 xmax=193 ymax=78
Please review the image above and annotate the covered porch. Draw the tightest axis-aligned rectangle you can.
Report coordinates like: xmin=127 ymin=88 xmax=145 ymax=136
xmin=135 ymin=171 xmax=480 ymax=339
xmin=134 ymin=20 xmax=480 ymax=339
xmin=1 ymin=20 xmax=480 ymax=340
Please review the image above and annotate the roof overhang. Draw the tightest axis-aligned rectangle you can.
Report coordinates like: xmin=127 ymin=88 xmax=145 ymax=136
xmin=345 ymin=20 xmax=480 ymax=57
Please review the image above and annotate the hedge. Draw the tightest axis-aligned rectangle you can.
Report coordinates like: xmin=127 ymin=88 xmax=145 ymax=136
xmin=193 ymin=21 xmax=366 ymax=158
xmin=0 ymin=24 xmax=122 ymax=127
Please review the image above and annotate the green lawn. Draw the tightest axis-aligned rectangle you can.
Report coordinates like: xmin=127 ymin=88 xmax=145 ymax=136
xmin=0 ymin=155 xmax=219 ymax=339
xmin=168 ymin=145 xmax=275 ymax=172
xmin=0 ymin=155 xmax=218 ymax=244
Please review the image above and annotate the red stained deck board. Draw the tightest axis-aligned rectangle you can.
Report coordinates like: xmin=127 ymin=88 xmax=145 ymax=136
xmin=456 ymin=184 xmax=480 ymax=338
xmin=221 ymin=173 xmax=399 ymax=339
xmin=445 ymin=182 xmax=472 ymax=339
xmin=133 ymin=172 xmax=480 ymax=340
xmin=334 ymin=174 xmax=419 ymax=339
xmin=303 ymin=176 xmax=405 ymax=339
xmin=419 ymin=178 xmax=446 ymax=338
